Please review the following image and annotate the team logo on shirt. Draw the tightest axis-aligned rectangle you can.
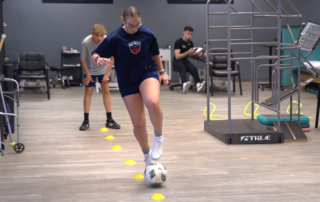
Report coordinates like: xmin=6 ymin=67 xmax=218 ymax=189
xmin=128 ymin=41 xmax=141 ymax=54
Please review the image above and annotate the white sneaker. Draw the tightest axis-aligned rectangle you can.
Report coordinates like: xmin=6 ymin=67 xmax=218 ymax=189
xmin=151 ymin=135 xmax=163 ymax=160
xmin=183 ymin=82 xmax=191 ymax=94
xmin=197 ymin=81 xmax=206 ymax=93
xmin=144 ymin=151 xmax=155 ymax=166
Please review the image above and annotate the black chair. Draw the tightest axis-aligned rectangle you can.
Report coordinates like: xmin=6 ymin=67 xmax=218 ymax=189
xmin=209 ymin=48 xmax=242 ymax=96
xmin=169 ymin=71 xmax=182 ymax=91
xmin=169 ymin=72 xmax=193 ymax=91
xmin=15 ymin=52 xmax=50 ymax=100
xmin=49 ymin=66 xmax=70 ymax=89
xmin=169 ymin=57 xmax=196 ymax=91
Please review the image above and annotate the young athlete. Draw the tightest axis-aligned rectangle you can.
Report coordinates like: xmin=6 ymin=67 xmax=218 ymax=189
xmin=173 ymin=26 xmax=206 ymax=94
xmin=80 ymin=24 xmax=120 ymax=131
xmin=91 ymin=7 xmax=168 ymax=166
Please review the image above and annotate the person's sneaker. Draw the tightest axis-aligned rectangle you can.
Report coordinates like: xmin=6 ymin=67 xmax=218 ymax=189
xmin=79 ymin=120 xmax=89 ymax=131
xmin=106 ymin=118 xmax=121 ymax=129
xmin=151 ymin=135 xmax=163 ymax=160
xmin=197 ymin=81 xmax=206 ymax=93
xmin=182 ymin=82 xmax=191 ymax=94
xmin=144 ymin=151 xmax=155 ymax=166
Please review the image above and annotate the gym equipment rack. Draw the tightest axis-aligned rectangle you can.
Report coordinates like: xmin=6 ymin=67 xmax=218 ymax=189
xmin=204 ymin=0 xmax=307 ymax=144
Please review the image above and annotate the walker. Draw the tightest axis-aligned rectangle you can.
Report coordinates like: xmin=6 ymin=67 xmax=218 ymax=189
xmin=0 ymin=74 xmax=24 ymax=156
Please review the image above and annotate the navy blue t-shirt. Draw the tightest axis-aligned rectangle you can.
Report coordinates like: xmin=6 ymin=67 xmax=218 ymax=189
xmin=92 ymin=25 xmax=160 ymax=87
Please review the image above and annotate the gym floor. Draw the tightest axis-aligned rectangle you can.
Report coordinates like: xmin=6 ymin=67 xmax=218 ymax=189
xmin=1 ymin=82 xmax=320 ymax=202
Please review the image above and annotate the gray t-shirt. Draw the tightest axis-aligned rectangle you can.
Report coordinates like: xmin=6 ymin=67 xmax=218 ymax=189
xmin=81 ymin=35 xmax=108 ymax=75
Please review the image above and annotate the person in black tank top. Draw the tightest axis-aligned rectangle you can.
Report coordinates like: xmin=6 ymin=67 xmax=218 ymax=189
xmin=173 ymin=26 xmax=206 ymax=94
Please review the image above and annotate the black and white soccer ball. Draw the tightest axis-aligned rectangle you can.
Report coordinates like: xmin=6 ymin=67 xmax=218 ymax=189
xmin=144 ymin=163 xmax=167 ymax=187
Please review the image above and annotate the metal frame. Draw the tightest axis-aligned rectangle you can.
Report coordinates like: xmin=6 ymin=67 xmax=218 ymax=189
xmin=0 ymin=75 xmax=24 ymax=155
xmin=205 ymin=0 xmax=304 ymax=142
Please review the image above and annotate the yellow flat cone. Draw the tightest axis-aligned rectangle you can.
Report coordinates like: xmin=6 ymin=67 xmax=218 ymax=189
xmin=151 ymin=193 xmax=165 ymax=200
xmin=125 ymin=159 xmax=136 ymax=165
xmin=133 ymin=173 xmax=144 ymax=179
xmin=10 ymin=142 xmax=16 ymax=148
xmin=112 ymin=145 xmax=122 ymax=150
xmin=100 ymin=127 xmax=109 ymax=132
xmin=105 ymin=135 xmax=115 ymax=140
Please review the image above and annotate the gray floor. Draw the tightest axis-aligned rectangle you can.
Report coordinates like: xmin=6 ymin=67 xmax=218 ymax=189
xmin=1 ymin=82 xmax=320 ymax=202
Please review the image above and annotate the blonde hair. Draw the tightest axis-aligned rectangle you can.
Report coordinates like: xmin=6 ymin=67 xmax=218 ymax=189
xmin=122 ymin=6 xmax=141 ymax=21
xmin=92 ymin=24 xmax=106 ymax=35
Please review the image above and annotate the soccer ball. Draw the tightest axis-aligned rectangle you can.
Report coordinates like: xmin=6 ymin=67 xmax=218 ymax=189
xmin=144 ymin=163 xmax=167 ymax=186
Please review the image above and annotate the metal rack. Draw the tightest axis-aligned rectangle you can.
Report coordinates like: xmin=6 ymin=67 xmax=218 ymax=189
xmin=204 ymin=0 xmax=304 ymax=144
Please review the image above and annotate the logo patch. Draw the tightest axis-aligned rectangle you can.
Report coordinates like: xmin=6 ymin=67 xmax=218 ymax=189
xmin=240 ymin=135 xmax=271 ymax=141
xmin=128 ymin=41 xmax=141 ymax=54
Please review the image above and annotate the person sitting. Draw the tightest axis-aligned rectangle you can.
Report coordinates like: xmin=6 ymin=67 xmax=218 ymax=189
xmin=172 ymin=26 xmax=206 ymax=94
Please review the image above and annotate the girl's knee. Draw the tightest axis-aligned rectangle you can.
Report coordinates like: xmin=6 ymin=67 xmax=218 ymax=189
xmin=145 ymin=99 xmax=160 ymax=112
xmin=133 ymin=121 xmax=146 ymax=131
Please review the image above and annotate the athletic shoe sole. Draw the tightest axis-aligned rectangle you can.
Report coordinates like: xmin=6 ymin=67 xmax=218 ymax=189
xmin=79 ymin=124 xmax=89 ymax=131
xmin=106 ymin=123 xmax=121 ymax=129
xmin=197 ymin=81 xmax=206 ymax=93
xmin=183 ymin=82 xmax=191 ymax=94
